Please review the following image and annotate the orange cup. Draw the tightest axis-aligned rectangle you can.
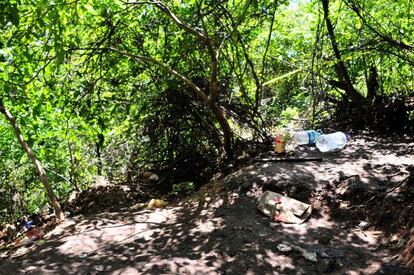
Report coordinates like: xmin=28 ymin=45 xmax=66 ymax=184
xmin=275 ymin=140 xmax=286 ymax=154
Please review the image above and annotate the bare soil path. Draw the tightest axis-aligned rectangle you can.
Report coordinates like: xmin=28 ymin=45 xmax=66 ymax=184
xmin=0 ymin=134 xmax=413 ymax=274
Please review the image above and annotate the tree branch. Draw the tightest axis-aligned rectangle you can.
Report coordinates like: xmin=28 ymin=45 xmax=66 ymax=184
xmin=195 ymin=0 xmax=218 ymax=100
xmin=123 ymin=0 xmax=207 ymax=41
xmin=322 ymin=0 xmax=365 ymax=104
xmin=126 ymin=0 xmax=220 ymax=100
xmin=0 ymin=98 xmax=65 ymax=222
xmin=344 ymin=0 xmax=413 ymax=51
xmin=105 ymin=47 xmax=211 ymax=105
xmin=216 ymin=1 xmax=261 ymax=111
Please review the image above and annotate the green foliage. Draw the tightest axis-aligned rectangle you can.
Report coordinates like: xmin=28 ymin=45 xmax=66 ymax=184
xmin=172 ymin=181 xmax=194 ymax=195
xmin=0 ymin=0 xmax=413 ymax=223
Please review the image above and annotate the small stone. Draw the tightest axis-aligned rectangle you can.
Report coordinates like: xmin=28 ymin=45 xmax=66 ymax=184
xmin=277 ymin=243 xmax=292 ymax=252
xmin=380 ymin=237 xmax=389 ymax=246
xmin=241 ymin=181 xmax=252 ymax=190
xmin=78 ymin=252 xmax=88 ymax=259
xmin=358 ymin=221 xmax=370 ymax=229
xmin=142 ymin=171 xmax=153 ymax=178
xmin=302 ymin=250 xmax=318 ymax=263
xmin=93 ymin=265 xmax=105 ymax=271
xmin=319 ymin=235 xmax=330 ymax=245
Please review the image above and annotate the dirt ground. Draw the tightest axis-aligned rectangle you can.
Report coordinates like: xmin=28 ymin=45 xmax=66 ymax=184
xmin=0 ymin=134 xmax=413 ymax=274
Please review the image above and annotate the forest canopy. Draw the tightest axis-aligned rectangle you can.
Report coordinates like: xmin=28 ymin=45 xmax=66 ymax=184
xmin=0 ymin=0 xmax=413 ymax=222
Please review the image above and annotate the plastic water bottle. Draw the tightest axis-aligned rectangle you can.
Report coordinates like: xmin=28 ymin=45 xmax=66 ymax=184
xmin=315 ymin=132 xmax=347 ymax=152
xmin=293 ymin=130 xmax=322 ymax=145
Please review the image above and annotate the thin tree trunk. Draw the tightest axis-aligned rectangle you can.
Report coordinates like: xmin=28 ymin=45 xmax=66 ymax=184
xmin=366 ymin=66 xmax=378 ymax=103
xmin=209 ymin=100 xmax=234 ymax=158
xmin=322 ymin=0 xmax=365 ymax=105
xmin=256 ymin=2 xmax=278 ymax=114
xmin=139 ymin=1 xmax=235 ymax=157
xmin=96 ymin=133 xmax=104 ymax=175
xmin=0 ymin=98 xmax=65 ymax=222
xmin=68 ymin=143 xmax=80 ymax=191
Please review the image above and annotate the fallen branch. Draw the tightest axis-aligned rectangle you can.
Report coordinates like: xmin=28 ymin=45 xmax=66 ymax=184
xmin=255 ymin=157 xmax=323 ymax=163
xmin=361 ymin=174 xmax=412 ymax=206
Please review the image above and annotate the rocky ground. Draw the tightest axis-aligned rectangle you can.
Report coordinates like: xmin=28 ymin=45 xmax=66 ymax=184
xmin=0 ymin=133 xmax=413 ymax=274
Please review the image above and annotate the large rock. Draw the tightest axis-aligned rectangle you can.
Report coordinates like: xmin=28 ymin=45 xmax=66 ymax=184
xmin=142 ymin=172 xmax=159 ymax=183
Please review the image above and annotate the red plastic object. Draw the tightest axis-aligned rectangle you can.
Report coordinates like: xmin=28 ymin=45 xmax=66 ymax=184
xmin=274 ymin=135 xmax=283 ymax=143
xmin=26 ymin=228 xmax=42 ymax=241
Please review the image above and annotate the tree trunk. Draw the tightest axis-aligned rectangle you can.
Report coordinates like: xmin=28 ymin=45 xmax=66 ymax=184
xmin=322 ymin=0 xmax=365 ymax=105
xmin=68 ymin=143 xmax=80 ymax=192
xmin=107 ymin=48 xmax=234 ymax=158
xmin=132 ymin=2 xmax=235 ymax=157
xmin=366 ymin=66 xmax=378 ymax=103
xmin=96 ymin=133 xmax=104 ymax=175
xmin=0 ymin=99 xmax=65 ymax=222
xmin=209 ymin=100 xmax=234 ymax=158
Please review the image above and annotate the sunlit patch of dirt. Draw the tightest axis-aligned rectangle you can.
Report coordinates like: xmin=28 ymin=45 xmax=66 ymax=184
xmin=0 ymin=134 xmax=413 ymax=274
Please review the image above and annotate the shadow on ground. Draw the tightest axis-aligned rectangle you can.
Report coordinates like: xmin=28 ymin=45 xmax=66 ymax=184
xmin=0 ymin=135 xmax=413 ymax=274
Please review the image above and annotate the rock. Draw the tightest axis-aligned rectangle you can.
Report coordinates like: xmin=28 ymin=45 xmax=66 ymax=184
xmin=293 ymin=245 xmax=318 ymax=262
xmin=318 ymin=235 xmax=331 ymax=245
xmin=390 ymin=233 xmax=400 ymax=243
xmin=78 ymin=252 xmax=88 ymax=259
xmin=277 ymin=243 xmax=292 ymax=252
xmin=277 ymin=243 xmax=318 ymax=263
xmin=142 ymin=177 xmax=151 ymax=184
xmin=142 ymin=172 xmax=159 ymax=182
xmin=94 ymin=175 xmax=109 ymax=187
xmin=143 ymin=171 xmax=154 ymax=178
xmin=380 ymin=237 xmax=389 ymax=246
xmin=240 ymin=181 xmax=253 ymax=191
xmin=146 ymin=199 xmax=167 ymax=209
xmin=93 ymin=265 xmax=105 ymax=272
xmin=357 ymin=221 xmax=370 ymax=229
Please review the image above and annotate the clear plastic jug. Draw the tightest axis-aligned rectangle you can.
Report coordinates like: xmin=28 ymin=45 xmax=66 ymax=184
xmin=315 ymin=132 xmax=347 ymax=152
xmin=293 ymin=130 xmax=322 ymax=145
